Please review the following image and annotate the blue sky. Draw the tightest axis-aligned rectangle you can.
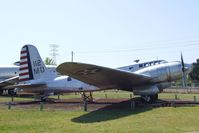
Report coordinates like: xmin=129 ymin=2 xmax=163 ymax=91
xmin=0 ymin=0 xmax=199 ymax=67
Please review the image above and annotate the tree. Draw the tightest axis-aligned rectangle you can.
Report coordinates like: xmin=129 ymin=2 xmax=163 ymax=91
xmin=189 ymin=59 xmax=199 ymax=82
xmin=44 ymin=57 xmax=56 ymax=65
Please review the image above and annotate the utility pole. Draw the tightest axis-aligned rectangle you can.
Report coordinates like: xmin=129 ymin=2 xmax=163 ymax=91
xmin=49 ymin=44 xmax=59 ymax=65
xmin=71 ymin=51 xmax=74 ymax=62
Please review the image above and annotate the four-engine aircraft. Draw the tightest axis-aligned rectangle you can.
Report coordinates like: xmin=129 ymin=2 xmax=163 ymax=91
xmin=57 ymin=55 xmax=192 ymax=103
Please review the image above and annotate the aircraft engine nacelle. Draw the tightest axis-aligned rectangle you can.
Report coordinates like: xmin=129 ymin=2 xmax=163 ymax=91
xmin=133 ymin=85 xmax=160 ymax=96
xmin=157 ymin=82 xmax=171 ymax=92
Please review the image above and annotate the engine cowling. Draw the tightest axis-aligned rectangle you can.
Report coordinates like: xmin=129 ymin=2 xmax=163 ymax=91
xmin=133 ymin=85 xmax=159 ymax=96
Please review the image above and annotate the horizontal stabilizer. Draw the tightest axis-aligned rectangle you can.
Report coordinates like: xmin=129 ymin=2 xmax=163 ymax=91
xmin=0 ymin=76 xmax=19 ymax=88
xmin=3 ymin=83 xmax=46 ymax=89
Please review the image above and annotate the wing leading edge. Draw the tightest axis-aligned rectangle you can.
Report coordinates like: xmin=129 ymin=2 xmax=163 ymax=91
xmin=0 ymin=76 xmax=19 ymax=89
xmin=57 ymin=62 xmax=153 ymax=91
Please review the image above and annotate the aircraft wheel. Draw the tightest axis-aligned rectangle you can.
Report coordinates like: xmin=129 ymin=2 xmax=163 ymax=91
xmin=141 ymin=95 xmax=151 ymax=103
xmin=8 ymin=89 xmax=16 ymax=96
xmin=141 ymin=94 xmax=158 ymax=103
xmin=40 ymin=96 xmax=47 ymax=102
xmin=0 ymin=89 xmax=3 ymax=95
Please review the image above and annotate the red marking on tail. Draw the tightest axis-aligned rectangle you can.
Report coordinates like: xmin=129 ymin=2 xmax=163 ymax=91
xmin=19 ymin=78 xmax=30 ymax=82
xmin=21 ymin=51 xmax=27 ymax=54
xmin=19 ymin=72 xmax=29 ymax=76
xmin=19 ymin=67 xmax=29 ymax=71
xmin=20 ymin=56 xmax=27 ymax=60
xmin=20 ymin=62 xmax=28 ymax=65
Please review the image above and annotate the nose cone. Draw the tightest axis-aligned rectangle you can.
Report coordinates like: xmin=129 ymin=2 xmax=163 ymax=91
xmin=184 ymin=63 xmax=192 ymax=74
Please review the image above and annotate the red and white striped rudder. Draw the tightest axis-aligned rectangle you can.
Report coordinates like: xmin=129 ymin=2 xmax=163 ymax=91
xmin=19 ymin=45 xmax=55 ymax=83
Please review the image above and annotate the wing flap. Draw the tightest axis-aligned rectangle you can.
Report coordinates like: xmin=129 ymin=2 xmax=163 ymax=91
xmin=57 ymin=62 xmax=153 ymax=91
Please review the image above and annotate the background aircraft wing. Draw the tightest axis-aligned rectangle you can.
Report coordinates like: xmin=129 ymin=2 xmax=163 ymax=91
xmin=0 ymin=76 xmax=19 ymax=89
xmin=57 ymin=62 xmax=153 ymax=91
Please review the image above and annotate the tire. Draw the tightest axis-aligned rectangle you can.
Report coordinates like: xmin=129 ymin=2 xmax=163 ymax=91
xmin=141 ymin=94 xmax=158 ymax=103
xmin=0 ymin=89 xmax=3 ymax=95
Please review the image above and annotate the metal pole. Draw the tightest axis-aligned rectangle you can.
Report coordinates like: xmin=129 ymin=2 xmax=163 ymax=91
xmin=131 ymin=100 xmax=135 ymax=109
xmin=175 ymin=94 xmax=178 ymax=100
xmin=8 ymin=102 xmax=11 ymax=110
xmin=83 ymin=100 xmax=87 ymax=112
xmin=11 ymin=96 xmax=14 ymax=102
xmin=40 ymin=102 xmax=44 ymax=111
xmin=71 ymin=51 xmax=74 ymax=62
xmin=194 ymin=96 xmax=197 ymax=102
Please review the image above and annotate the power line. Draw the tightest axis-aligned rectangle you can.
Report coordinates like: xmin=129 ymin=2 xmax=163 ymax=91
xmin=75 ymin=41 xmax=199 ymax=55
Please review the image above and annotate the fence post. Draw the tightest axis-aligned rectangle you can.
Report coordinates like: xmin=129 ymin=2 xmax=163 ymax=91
xmin=8 ymin=102 xmax=11 ymax=110
xmin=11 ymin=96 xmax=14 ymax=102
xmin=175 ymin=94 xmax=178 ymax=100
xmin=40 ymin=102 xmax=44 ymax=111
xmin=194 ymin=96 xmax=197 ymax=102
xmin=83 ymin=100 xmax=87 ymax=112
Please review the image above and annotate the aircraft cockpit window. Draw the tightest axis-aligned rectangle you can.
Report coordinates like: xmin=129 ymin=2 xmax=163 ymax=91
xmin=139 ymin=64 xmax=143 ymax=68
xmin=67 ymin=77 xmax=72 ymax=81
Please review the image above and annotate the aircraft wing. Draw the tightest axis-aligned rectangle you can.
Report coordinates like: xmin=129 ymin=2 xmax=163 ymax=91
xmin=57 ymin=62 xmax=153 ymax=91
xmin=0 ymin=76 xmax=19 ymax=89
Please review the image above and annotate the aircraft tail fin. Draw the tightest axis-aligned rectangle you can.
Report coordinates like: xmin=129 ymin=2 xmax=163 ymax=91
xmin=19 ymin=45 xmax=56 ymax=83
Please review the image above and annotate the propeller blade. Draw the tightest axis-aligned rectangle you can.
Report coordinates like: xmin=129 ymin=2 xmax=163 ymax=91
xmin=181 ymin=52 xmax=187 ymax=88
xmin=181 ymin=52 xmax=185 ymax=72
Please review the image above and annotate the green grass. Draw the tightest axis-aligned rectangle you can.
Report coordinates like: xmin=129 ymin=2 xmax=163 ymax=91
xmin=1 ymin=91 xmax=199 ymax=102
xmin=0 ymin=96 xmax=33 ymax=102
xmin=50 ymin=91 xmax=199 ymax=101
xmin=0 ymin=107 xmax=199 ymax=133
xmin=1 ymin=93 xmax=199 ymax=133
xmin=159 ymin=93 xmax=199 ymax=101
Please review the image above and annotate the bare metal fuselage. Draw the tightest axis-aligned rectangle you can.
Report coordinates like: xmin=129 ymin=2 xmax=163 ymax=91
xmin=133 ymin=61 xmax=191 ymax=95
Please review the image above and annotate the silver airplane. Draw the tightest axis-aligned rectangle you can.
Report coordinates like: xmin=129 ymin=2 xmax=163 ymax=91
xmin=57 ymin=55 xmax=192 ymax=103
xmin=0 ymin=44 xmax=165 ymax=99
xmin=4 ymin=45 xmax=100 ymax=100
xmin=0 ymin=64 xmax=57 ymax=95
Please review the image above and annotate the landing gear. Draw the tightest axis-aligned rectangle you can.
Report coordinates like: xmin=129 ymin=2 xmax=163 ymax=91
xmin=141 ymin=94 xmax=158 ymax=103
xmin=82 ymin=92 xmax=93 ymax=102
xmin=40 ymin=96 xmax=48 ymax=102
xmin=0 ymin=89 xmax=3 ymax=95
xmin=8 ymin=89 xmax=16 ymax=96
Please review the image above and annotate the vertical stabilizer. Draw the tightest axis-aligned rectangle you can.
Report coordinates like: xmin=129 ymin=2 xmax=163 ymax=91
xmin=19 ymin=45 xmax=55 ymax=83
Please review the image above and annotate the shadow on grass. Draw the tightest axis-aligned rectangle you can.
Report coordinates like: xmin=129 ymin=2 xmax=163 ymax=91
xmin=71 ymin=99 xmax=152 ymax=123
